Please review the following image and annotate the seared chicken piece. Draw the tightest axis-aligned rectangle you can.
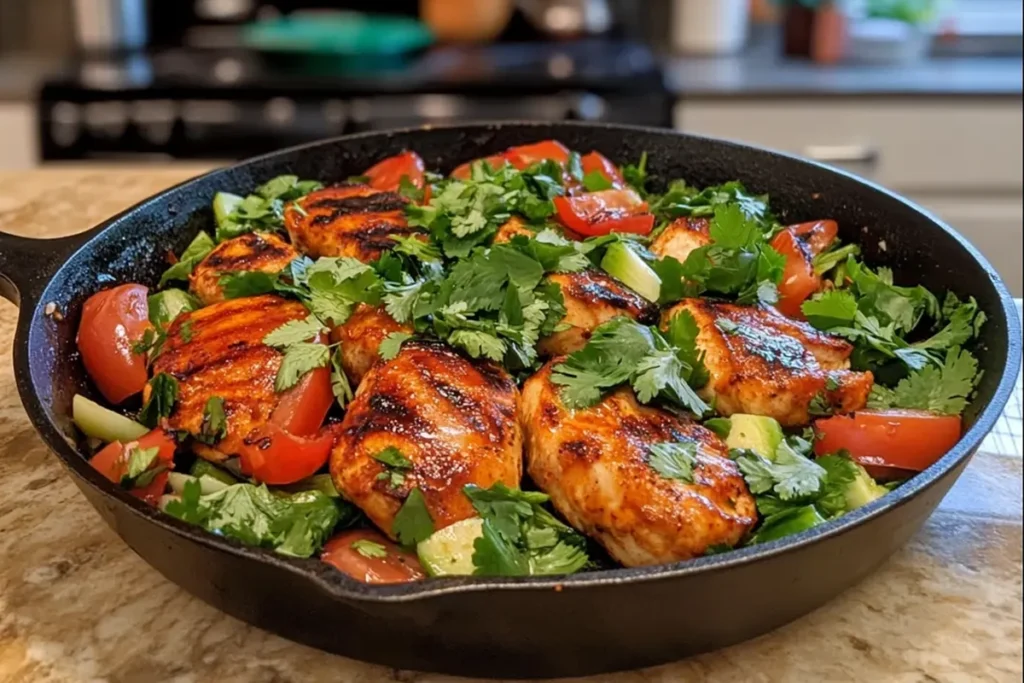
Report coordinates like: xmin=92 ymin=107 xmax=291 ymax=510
xmin=493 ymin=216 xmax=536 ymax=244
xmin=650 ymin=216 xmax=711 ymax=264
xmin=538 ymin=270 xmax=658 ymax=356
xmin=331 ymin=341 xmax=522 ymax=538
xmin=664 ymin=299 xmax=873 ymax=427
xmin=284 ymin=184 xmax=423 ymax=262
xmin=520 ymin=363 xmax=757 ymax=566
xmin=189 ymin=232 xmax=298 ymax=305
xmin=331 ymin=304 xmax=412 ymax=385
xmin=151 ymin=295 xmax=313 ymax=462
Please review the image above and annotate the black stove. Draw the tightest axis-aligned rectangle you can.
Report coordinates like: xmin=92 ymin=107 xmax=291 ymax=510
xmin=38 ymin=41 xmax=669 ymax=161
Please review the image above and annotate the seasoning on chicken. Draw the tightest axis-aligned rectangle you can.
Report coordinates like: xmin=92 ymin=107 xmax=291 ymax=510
xmin=284 ymin=183 xmax=423 ymax=262
xmin=331 ymin=303 xmax=412 ymax=385
xmin=150 ymin=295 xmax=312 ymax=463
xmin=520 ymin=363 xmax=757 ymax=567
xmin=650 ymin=216 xmax=711 ymax=264
xmin=189 ymin=232 xmax=298 ymax=305
xmin=663 ymin=298 xmax=873 ymax=427
xmin=330 ymin=341 xmax=522 ymax=539
xmin=538 ymin=270 xmax=658 ymax=356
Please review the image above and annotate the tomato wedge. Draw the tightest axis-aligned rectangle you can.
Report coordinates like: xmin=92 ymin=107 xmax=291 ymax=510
xmin=77 ymin=284 xmax=152 ymax=404
xmin=270 ymin=366 xmax=333 ymax=438
xmin=90 ymin=428 xmax=177 ymax=506
xmin=814 ymin=410 xmax=962 ymax=475
xmin=789 ymin=219 xmax=839 ymax=257
xmin=322 ymin=528 xmax=426 ymax=584
xmin=239 ymin=422 xmax=334 ymax=486
xmin=363 ymin=151 xmax=426 ymax=193
xmin=504 ymin=139 xmax=571 ymax=168
xmin=772 ymin=228 xmax=821 ymax=318
xmin=580 ymin=151 xmax=625 ymax=188
xmin=553 ymin=188 xmax=654 ymax=236
xmin=450 ymin=153 xmax=511 ymax=180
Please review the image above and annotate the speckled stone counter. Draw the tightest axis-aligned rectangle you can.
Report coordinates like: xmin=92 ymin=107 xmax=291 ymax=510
xmin=1 ymin=167 xmax=1021 ymax=683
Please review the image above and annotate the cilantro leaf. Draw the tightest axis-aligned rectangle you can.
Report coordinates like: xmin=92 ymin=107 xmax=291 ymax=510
xmin=197 ymin=396 xmax=228 ymax=445
xmin=138 ymin=372 xmax=179 ymax=427
xmin=391 ymin=234 xmax=441 ymax=263
xmin=159 ymin=232 xmax=215 ymax=286
xmin=329 ymin=347 xmax=352 ymax=408
xmin=621 ymin=151 xmax=648 ymax=194
xmin=218 ymin=271 xmax=280 ymax=299
xmin=802 ymin=290 xmax=858 ymax=329
xmin=582 ymin=170 xmax=613 ymax=192
xmin=551 ymin=318 xmax=656 ymax=408
xmin=663 ymin=308 xmax=709 ymax=388
xmin=262 ymin=317 xmax=326 ymax=348
xmin=392 ymin=488 xmax=435 ymax=546
xmin=912 ymin=294 xmax=985 ymax=352
xmin=447 ymin=329 xmax=506 ymax=361
xmin=867 ymin=346 xmax=980 ymax=415
xmin=121 ymin=446 xmax=163 ymax=488
xmin=275 ymin=342 xmax=330 ymax=392
xmin=733 ymin=443 xmax=827 ymax=501
xmin=378 ymin=331 xmax=413 ymax=361
xmin=351 ymin=539 xmax=388 ymax=559
xmin=373 ymin=446 xmax=413 ymax=489
xmin=647 ymin=442 xmax=698 ymax=483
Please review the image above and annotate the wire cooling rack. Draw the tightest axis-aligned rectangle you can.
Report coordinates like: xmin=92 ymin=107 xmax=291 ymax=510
xmin=980 ymin=300 xmax=1023 ymax=458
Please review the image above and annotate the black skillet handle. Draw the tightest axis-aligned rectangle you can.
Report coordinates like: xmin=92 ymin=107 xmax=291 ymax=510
xmin=0 ymin=229 xmax=97 ymax=308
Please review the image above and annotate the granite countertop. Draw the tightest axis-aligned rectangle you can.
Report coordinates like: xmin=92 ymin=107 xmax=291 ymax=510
xmin=1 ymin=167 xmax=1021 ymax=683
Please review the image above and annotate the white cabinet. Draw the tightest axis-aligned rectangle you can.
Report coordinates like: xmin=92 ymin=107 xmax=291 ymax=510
xmin=0 ymin=102 xmax=38 ymax=169
xmin=674 ymin=97 xmax=1024 ymax=294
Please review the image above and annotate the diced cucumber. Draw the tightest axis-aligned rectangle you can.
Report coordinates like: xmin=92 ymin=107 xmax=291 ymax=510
xmin=189 ymin=459 xmax=240 ymax=486
xmin=167 ymin=472 xmax=231 ymax=496
xmin=600 ymin=242 xmax=661 ymax=302
xmin=279 ymin=473 xmax=341 ymax=498
xmin=72 ymin=394 xmax=148 ymax=444
xmin=149 ymin=289 xmax=200 ymax=330
xmin=416 ymin=517 xmax=484 ymax=577
xmin=213 ymin=192 xmax=244 ymax=231
xmin=726 ymin=414 xmax=784 ymax=461
xmin=842 ymin=463 xmax=888 ymax=510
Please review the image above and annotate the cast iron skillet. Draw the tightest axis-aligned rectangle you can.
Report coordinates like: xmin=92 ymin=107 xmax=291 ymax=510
xmin=0 ymin=123 xmax=1020 ymax=679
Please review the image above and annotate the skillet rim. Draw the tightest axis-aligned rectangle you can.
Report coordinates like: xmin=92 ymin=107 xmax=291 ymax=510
xmin=13 ymin=121 xmax=1023 ymax=602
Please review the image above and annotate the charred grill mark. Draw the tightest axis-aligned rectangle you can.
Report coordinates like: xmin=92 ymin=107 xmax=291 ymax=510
xmin=560 ymin=439 xmax=600 ymax=462
xmin=306 ymin=193 xmax=407 ymax=216
xmin=202 ymin=236 xmax=291 ymax=270
xmin=346 ymin=220 xmax=419 ymax=248
xmin=347 ymin=391 xmax=433 ymax=440
xmin=566 ymin=271 xmax=657 ymax=320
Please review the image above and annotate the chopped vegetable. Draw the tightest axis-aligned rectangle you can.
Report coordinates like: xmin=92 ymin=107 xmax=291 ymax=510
xmin=77 ymin=284 xmax=152 ymax=404
xmin=417 ymin=517 xmax=484 ymax=576
xmin=73 ymin=394 xmax=148 ymax=443
xmin=322 ymin=529 xmax=426 ymax=584
xmin=813 ymin=410 xmax=962 ymax=474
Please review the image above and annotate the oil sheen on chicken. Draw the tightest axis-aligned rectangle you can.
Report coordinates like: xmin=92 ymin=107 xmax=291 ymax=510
xmin=330 ymin=341 xmax=523 ymax=539
xmin=331 ymin=303 xmax=412 ymax=385
xmin=150 ymin=295 xmax=312 ymax=463
xmin=189 ymin=232 xmax=298 ymax=305
xmin=538 ymin=269 xmax=658 ymax=356
xmin=284 ymin=183 xmax=423 ymax=262
xmin=664 ymin=298 xmax=873 ymax=427
xmin=520 ymin=363 xmax=757 ymax=566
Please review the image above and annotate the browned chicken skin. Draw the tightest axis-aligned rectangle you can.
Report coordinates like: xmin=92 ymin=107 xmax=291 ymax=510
xmin=330 ymin=341 xmax=523 ymax=538
xmin=663 ymin=299 xmax=873 ymax=427
xmin=189 ymin=232 xmax=298 ymax=305
xmin=284 ymin=184 xmax=423 ymax=262
xmin=520 ymin=363 xmax=757 ymax=566
xmin=538 ymin=270 xmax=658 ymax=356
xmin=151 ymin=295 xmax=312 ymax=462
xmin=331 ymin=304 xmax=412 ymax=385
xmin=650 ymin=216 xmax=711 ymax=264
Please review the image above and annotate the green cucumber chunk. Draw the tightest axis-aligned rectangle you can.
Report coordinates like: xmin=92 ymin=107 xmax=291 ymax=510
xmin=416 ymin=517 xmax=484 ymax=577
xmin=600 ymin=242 xmax=661 ymax=302
xmin=726 ymin=414 xmax=784 ymax=461
xmin=843 ymin=463 xmax=888 ymax=510
xmin=189 ymin=459 xmax=240 ymax=486
xmin=72 ymin=394 xmax=148 ymax=444
xmin=168 ymin=472 xmax=231 ymax=496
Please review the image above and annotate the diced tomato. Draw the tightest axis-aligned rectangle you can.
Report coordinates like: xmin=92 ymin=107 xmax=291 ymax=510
xmin=450 ymin=153 xmax=511 ymax=180
xmin=553 ymin=188 xmax=654 ymax=236
xmin=772 ymin=228 xmax=821 ymax=318
xmin=321 ymin=528 xmax=426 ymax=584
xmin=239 ymin=422 xmax=335 ymax=486
xmin=580 ymin=151 xmax=625 ymax=188
xmin=90 ymin=428 xmax=177 ymax=506
xmin=77 ymin=284 xmax=152 ymax=404
xmin=270 ymin=366 xmax=333 ymax=438
xmin=504 ymin=139 xmax=571 ymax=169
xmin=789 ymin=219 xmax=839 ymax=257
xmin=363 ymin=151 xmax=427 ymax=196
xmin=814 ymin=410 xmax=962 ymax=475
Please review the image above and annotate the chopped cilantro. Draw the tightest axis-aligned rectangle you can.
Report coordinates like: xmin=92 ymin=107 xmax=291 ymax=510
xmin=351 ymin=539 xmax=389 ymax=559
xmin=329 ymin=347 xmax=353 ymax=408
xmin=138 ymin=373 xmax=179 ymax=427
xmin=159 ymin=232 xmax=215 ymax=286
xmin=378 ymin=331 xmax=413 ymax=361
xmin=197 ymin=396 xmax=228 ymax=445
xmin=373 ymin=447 xmax=413 ymax=489
xmin=274 ymin=342 xmax=330 ymax=392
xmin=392 ymin=488 xmax=435 ymax=547
xmin=868 ymin=346 xmax=980 ymax=415
xmin=647 ymin=442 xmax=698 ymax=483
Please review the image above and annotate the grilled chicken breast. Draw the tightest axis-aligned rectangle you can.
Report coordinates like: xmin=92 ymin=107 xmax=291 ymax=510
xmin=664 ymin=299 xmax=873 ymax=426
xmin=538 ymin=270 xmax=658 ymax=356
xmin=650 ymin=216 xmax=711 ymax=264
xmin=331 ymin=341 xmax=522 ymax=538
xmin=284 ymin=184 xmax=423 ymax=262
xmin=189 ymin=232 xmax=298 ymax=305
xmin=493 ymin=216 xmax=536 ymax=244
xmin=331 ymin=304 xmax=412 ymax=385
xmin=151 ymin=295 xmax=312 ymax=462
xmin=520 ymin=363 xmax=757 ymax=566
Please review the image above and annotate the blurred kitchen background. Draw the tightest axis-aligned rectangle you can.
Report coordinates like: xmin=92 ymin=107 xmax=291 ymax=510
xmin=0 ymin=0 xmax=1020 ymax=291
